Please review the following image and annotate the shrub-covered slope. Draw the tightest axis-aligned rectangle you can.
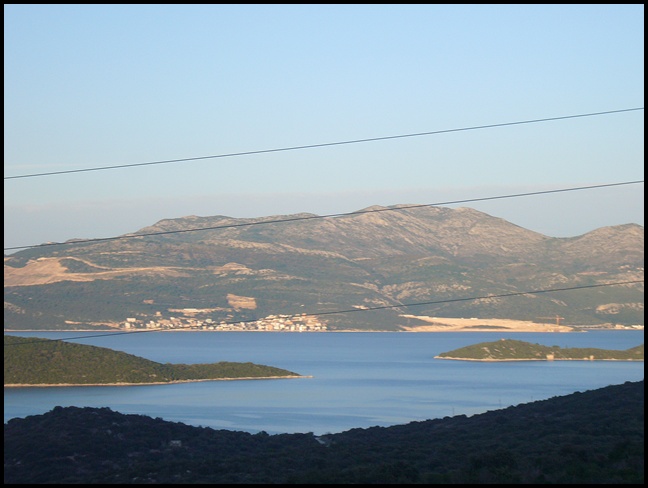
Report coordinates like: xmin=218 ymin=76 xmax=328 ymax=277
xmin=4 ymin=380 xmax=644 ymax=484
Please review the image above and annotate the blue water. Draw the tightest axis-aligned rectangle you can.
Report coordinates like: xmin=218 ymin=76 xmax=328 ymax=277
xmin=4 ymin=330 xmax=644 ymax=435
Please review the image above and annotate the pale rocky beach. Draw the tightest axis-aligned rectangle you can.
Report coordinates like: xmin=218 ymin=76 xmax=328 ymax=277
xmin=400 ymin=316 xmax=582 ymax=333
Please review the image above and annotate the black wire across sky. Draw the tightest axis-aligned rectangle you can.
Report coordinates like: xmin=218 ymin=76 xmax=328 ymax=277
xmin=3 ymin=107 xmax=643 ymax=348
xmin=3 ymin=180 xmax=643 ymax=252
xmin=4 ymin=107 xmax=643 ymax=180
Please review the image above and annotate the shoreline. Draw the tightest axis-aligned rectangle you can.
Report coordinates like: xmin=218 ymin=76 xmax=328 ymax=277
xmin=4 ymin=326 xmax=642 ymax=334
xmin=4 ymin=375 xmax=313 ymax=388
xmin=434 ymin=357 xmax=643 ymax=362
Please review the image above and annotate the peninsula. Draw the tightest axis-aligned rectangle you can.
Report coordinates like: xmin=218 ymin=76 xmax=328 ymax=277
xmin=4 ymin=335 xmax=306 ymax=387
xmin=435 ymin=339 xmax=644 ymax=361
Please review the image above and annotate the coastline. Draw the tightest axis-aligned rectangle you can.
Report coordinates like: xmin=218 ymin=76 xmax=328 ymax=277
xmin=5 ymin=315 xmax=642 ymax=335
xmin=434 ymin=357 xmax=644 ymax=362
xmin=4 ymin=375 xmax=313 ymax=388
xmin=4 ymin=326 xmax=642 ymax=334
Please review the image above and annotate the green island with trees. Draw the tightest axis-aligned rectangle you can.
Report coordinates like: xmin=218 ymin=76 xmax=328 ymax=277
xmin=435 ymin=338 xmax=644 ymax=361
xmin=3 ymin=335 xmax=304 ymax=386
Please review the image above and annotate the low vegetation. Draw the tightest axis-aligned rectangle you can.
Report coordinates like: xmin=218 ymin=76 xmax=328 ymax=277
xmin=4 ymin=380 xmax=644 ymax=484
xmin=3 ymin=335 xmax=300 ymax=385
xmin=436 ymin=339 xmax=644 ymax=361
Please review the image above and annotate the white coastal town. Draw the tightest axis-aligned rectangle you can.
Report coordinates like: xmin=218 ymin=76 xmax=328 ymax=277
xmin=120 ymin=312 xmax=328 ymax=332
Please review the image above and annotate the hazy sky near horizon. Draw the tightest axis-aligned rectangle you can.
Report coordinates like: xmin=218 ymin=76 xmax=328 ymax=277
xmin=4 ymin=4 xmax=644 ymax=252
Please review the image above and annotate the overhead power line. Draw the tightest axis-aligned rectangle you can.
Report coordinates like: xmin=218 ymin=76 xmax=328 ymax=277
xmin=4 ymin=107 xmax=643 ymax=180
xmin=5 ymin=279 xmax=643 ymax=347
xmin=4 ymin=180 xmax=643 ymax=252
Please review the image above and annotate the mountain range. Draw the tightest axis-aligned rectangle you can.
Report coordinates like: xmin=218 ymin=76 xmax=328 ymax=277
xmin=3 ymin=204 xmax=644 ymax=331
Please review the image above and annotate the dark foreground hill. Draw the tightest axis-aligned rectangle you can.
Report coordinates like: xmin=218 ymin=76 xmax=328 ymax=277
xmin=4 ymin=380 xmax=644 ymax=484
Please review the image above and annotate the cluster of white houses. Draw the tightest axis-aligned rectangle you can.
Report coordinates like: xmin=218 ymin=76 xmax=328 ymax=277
xmin=122 ymin=313 xmax=327 ymax=332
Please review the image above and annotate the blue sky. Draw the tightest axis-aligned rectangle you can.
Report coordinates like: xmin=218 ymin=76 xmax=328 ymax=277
xmin=4 ymin=4 xmax=644 ymax=251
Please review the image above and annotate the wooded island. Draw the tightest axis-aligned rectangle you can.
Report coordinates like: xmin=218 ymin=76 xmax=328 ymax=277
xmin=435 ymin=339 xmax=644 ymax=361
xmin=4 ymin=335 xmax=305 ymax=386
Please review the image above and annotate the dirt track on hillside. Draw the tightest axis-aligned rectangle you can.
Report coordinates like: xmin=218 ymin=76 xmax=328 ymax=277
xmin=4 ymin=257 xmax=190 ymax=286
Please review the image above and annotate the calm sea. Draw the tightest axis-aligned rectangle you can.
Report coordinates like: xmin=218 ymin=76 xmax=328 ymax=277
xmin=4 ymin=330 xmax=644 ymax=435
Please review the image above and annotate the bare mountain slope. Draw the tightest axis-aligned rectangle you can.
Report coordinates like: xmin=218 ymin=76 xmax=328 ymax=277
xmin=4 ymin=205 xmax=644 ymax=331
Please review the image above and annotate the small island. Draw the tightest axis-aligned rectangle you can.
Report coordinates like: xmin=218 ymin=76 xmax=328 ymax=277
xmin=4 ymin=335 xmax=307 ymax=387
xmin=435 ymin=339 xmax=644 ymax=362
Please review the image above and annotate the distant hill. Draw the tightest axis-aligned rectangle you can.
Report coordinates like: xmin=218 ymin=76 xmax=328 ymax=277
xmin=3 ymin=335 xmax=301 ymax=386
xmin=436 ymin=338 xmax=644 ymax=361
xmin=4 ymin=205 xmax=644 ymax=331
xmin=4 ymin=380 xmax=644 ymax=484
